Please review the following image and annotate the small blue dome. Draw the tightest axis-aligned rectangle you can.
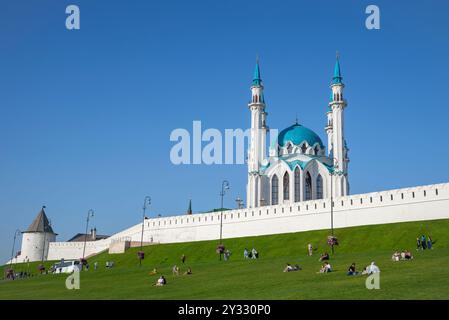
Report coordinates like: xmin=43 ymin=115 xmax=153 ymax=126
xmin=278 ymin=123 xmax=324 ymax=148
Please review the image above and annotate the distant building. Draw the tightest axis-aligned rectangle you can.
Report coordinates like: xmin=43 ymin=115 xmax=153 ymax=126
xmin=246 ymin=56 xmax=349 ymax=208
xmin=67 ymin=228 xmax=109 ymax=242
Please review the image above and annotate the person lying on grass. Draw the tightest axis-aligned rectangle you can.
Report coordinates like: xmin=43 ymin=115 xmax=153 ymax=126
xmin=149 ymin=268 xmax=157 ymax=275
xmin=283 ymin=263 xmax=302 ymax=272
xmin=319 ymin=252 xmax=330 ymax=262
xmin=183 ymin=267 xmax=192 ymax=275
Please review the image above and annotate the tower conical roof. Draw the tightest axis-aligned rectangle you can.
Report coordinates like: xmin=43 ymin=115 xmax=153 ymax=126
xmin=252 ymin=58 xmax=262 ymax=86
xmin=25 ymin=207 xmax=55 ymax=234
xmin=186 ymin=199 xmax=192 ymax=215
xmin=332 ymin=54 xmax=343 ymax=85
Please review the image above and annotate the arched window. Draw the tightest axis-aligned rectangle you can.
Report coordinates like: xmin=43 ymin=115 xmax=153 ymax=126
xmin=316 ymin=174 xmax=323 ymax=199
xmin=283 ymin=172 xmax=290 ymax=201
xmin=301 ymin=144 xmax=307 ymax=154
xmin=294 ymin=167 xmax=301 ymax=202
xmin=287 ymin=143 xmax=293 ymax=154
xmin=271 ymin=175 xmax=279 ymax=205
xmin=314 ymin=145 xmax=319 ymax=155
xmin=305 ymin=172 xmax=312 ymax=201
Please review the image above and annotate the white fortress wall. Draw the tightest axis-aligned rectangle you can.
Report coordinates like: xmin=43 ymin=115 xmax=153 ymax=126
xmin=45 ymin=182 xmax=449 ymax=261
xmin=46 ymin=239 xmax=110 ymax=261
xmin=46 ymin=223 xmax=143 ymax=261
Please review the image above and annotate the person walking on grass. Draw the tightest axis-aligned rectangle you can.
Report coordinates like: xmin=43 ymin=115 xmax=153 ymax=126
xmin=416 ymin=237 xmax=421 ymax=251
xmin=172 ymin=265 xmax=179 ymax=276
xmin=181 ymin=254 xmax=186 ymax=264
xmin=307 ymin=243 xmax=313 ymax=256
xmin=427 ymin=236 xmax=433 ymax=250
xmin=421 ymin=235 xmax=427 ymax=250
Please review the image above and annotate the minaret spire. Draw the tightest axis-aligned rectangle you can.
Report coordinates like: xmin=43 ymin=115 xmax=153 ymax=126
xmin=247 ymin=56 xmax=268 ymax=208
xmin=332 ymin=51 xmax=343 ymax=85
xmin=253 ymin=55 xmax=262 ymax=86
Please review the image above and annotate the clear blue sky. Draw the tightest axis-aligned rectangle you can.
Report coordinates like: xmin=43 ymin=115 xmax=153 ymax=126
xmin=1 ymin=0 xmax=449 ymax=263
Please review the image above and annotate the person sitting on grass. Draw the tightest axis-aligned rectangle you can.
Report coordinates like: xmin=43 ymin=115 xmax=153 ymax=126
xmin=318 ymin=262 xmax=332 ymax=273
xmin=149 ymin=268 xmax=157 ymax=275
xmin=392 ymin=251 xmax=401 ymax=262
xmin=184 ymin=267 xmax=192 ymax=275
xmin=364 ymin=262 xmax=380 ymax=275
xmin=403 ymin=250 xmax=413 ymax=260
xmin=347 ymin=263 xmax=358 ymax=276
xmin=154 ymin=275 xmax=166 ymax=286
xmin=319 ymin=252 xmax=330 ymax=262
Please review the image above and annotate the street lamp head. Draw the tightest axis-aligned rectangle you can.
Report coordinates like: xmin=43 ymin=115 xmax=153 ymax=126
xmin=88 ymin=209 xmax=94 ymax=218
xmin=143 ymin=196 xmax=151 ymax=209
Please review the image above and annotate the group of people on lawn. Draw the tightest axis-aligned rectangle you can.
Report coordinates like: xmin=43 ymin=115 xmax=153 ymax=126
xmin=151 ymin=254 xmax=192 ymax=286
xmin=152 ymin=234 xmax=431 ymax=286
xmin=283 ymin=240 xmax=387 ymax=275
xmin=416 ymin=235 xmax=433 ymax=250
xmin=243 ymin=248 xmax=259 ymax=259
xmin=283 ymin=259 xmax=381 ymax=275
xmin=392 ymin=250 xmax=413 ymax=261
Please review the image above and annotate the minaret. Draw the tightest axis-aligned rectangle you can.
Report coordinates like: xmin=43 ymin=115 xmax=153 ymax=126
xmin=325 ymin=91 xmax=334 ymax=158
xmin=329 ymin=53 xmax=349 ymax=196
xmin=247 ymin=58 xmax=268 ymax=208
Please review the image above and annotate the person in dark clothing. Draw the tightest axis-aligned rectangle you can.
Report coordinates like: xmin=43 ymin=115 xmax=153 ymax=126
xmin=421 ymin=235 xmax=427 ymax=250
xmin=347 ymin=263 xmax=358 ymax=276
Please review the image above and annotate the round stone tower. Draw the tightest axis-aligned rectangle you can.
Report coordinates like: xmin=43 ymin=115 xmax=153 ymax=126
xmin=19 ymin=206 xmax=57 ymax=262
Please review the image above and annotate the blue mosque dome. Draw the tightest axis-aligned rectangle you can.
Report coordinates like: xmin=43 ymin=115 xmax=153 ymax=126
xmin=277 ymin=123 xmax=324 ymax=148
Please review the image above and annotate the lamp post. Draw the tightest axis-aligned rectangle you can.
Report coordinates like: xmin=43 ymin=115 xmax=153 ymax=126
xmin=330 ymin=158 xmax=344 ymax=255
xmin=10 ymin=229 xmax=21 ymax=270
xmin=139 ymin=196 xmax=151 ymax=266
xmin=82 ymin=209 xmax=94 ymax=261
xmin=219 ymin=180 xmax=230 ymax=261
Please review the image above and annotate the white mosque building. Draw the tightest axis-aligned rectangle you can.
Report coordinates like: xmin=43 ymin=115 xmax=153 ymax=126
xmin=7 ymin=56 xmax=449 ymax=264
xmin=247 ymin=57 xmax=349 ymax=208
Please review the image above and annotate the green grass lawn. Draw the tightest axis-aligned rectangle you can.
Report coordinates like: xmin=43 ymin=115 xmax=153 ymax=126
xmin=1 ymin=219 xmax=449 ymax=299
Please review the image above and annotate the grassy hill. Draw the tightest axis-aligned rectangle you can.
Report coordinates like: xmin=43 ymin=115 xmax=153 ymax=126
xmin=1 ymin=219 xmax=449 ymax=299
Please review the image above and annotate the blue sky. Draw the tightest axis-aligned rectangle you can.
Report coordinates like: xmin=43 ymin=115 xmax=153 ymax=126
xmin=1 ymin=0 xmax=449 ymax=262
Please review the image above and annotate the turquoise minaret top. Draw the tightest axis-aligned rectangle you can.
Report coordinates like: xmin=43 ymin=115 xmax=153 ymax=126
xmin=252 ymin=59 xmax=262 ymax=86
xmin=332 ymin=55 xmax=343 ymax=85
